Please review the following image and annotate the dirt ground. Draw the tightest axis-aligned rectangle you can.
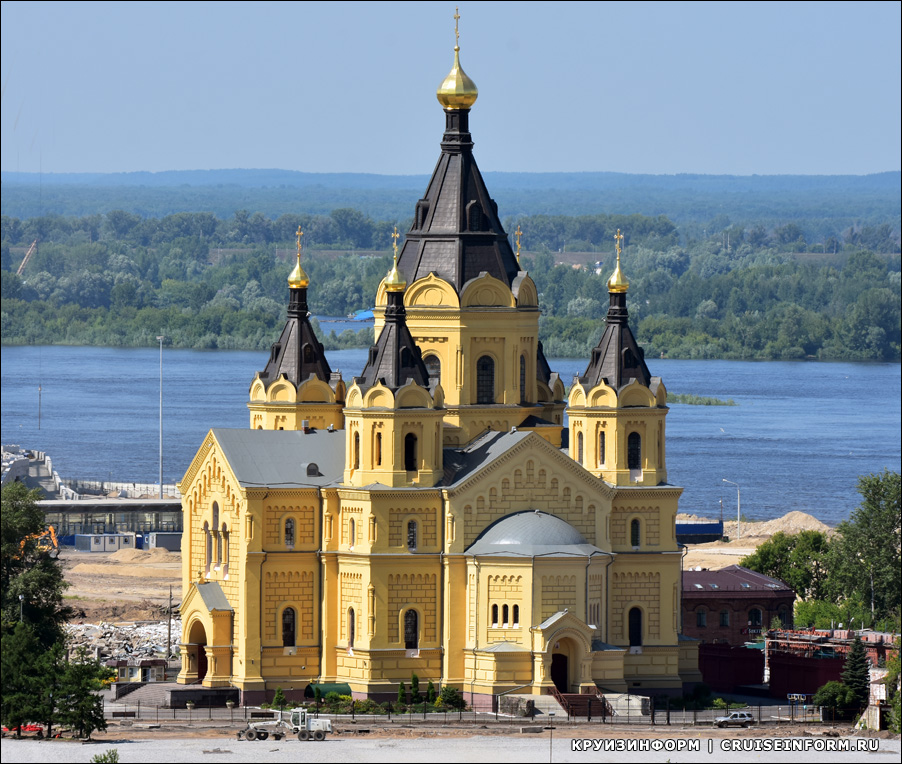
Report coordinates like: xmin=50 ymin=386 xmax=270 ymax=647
xmin=60 ymin=512 xmax=831 ymax=623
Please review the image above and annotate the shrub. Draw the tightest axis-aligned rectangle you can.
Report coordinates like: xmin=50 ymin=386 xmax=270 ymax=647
xmin=438 ymin=686 xmax=466 ymax=710
xmin=91 ymin=751 xmax=119 ymax=764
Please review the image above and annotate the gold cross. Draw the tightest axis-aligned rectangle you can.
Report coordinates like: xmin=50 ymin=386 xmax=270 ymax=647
xmin=296 ymin=226 xmax=304 ymax=258
xmin=615 ymin=229 xmax=623 ymax=258
xmin=391 ymin=226 xmax=400 ymax=257
xmin=454 ymin=7 xmax=460 ymax=46
xmin=515 ymin=225 xmax=523 ymax=262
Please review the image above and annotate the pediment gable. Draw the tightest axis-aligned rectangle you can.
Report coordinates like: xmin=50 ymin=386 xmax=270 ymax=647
xmin=444 ymin=431 xmax=613 ymax=500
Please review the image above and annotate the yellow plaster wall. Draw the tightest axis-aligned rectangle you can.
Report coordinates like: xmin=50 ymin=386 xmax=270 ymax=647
xmin=262 ymin=569 xmax=315 ymax=645
xmin=387 ymin=572 xmax=437 ymax=645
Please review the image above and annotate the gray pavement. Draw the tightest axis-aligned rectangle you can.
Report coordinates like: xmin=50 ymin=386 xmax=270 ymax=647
xmin=2 ymin=731 xmax=898 ymax=763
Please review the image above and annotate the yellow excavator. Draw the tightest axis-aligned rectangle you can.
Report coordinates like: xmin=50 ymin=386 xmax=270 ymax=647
xmin=19 ymin=526 xmax=60 ymax=558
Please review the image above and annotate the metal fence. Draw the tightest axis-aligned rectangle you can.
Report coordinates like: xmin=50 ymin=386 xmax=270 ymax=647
xmin=103 ymin=702 xmax=841 ymax=728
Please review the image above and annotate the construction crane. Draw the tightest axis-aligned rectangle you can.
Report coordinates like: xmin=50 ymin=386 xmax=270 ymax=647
xmin=16 ymin=240 xmax=37 ymax=277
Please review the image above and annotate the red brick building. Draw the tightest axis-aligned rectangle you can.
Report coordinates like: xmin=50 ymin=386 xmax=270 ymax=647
xmin=682 ymin=565 xmax=795 ymax=645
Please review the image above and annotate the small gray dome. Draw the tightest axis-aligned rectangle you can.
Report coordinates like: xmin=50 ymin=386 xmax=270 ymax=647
xmin=466 ymin=511 xmax=600 ymax=557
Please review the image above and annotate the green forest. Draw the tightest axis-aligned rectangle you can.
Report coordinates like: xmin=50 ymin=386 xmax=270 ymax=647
xmin=1 ymin=207 xmax=899 ymax=361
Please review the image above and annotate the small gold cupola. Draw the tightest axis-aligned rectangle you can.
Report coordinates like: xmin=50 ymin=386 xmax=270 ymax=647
xmin=436 ymin=7 xmax=478 ymax=110
xmin=384 ymin=227 xmax=407 ymax=292
xmin=607 ymin=229 xmax=629 ymax=293
xmin=288 ymin=225 xmax=310 ymax=289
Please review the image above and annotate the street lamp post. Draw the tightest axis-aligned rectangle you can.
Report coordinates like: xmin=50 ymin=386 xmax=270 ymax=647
xmin=723 ymin=479 xmax=740 ymax=539
xmin=548 ymin=711 xmax=555 ymax=762
xmin=157 ymin=335 xmax=165 ymax=499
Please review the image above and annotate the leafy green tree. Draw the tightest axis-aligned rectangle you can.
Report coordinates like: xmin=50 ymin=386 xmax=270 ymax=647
xmin=426 ymin=679 xmax=436 ymax=704
xmin=826 ymin=470 xmax=901 ymax=619
xmin=1 ymin=483 xmax=71 ymax=647
xmin=885 ymin=639 xmax=901 ymax=733
xmin=841 ymin=636 xmax=871 ymax=710
xmin=410 ymin=673 xmax=422 ymax=705
xmin=56 ymin=649 xmax=112 ymax=739
xmin=740 ymin=529 xmax=832 ymax=600
xmin=271 ymin=686 xmax=288 ymax=709
xmin=397 ymin=680 xmax=406 ymax=706
xmin=813 ymin=680 xmax=855 ymax=711
xmin=0 ymin=622 xmax=42 ymax=736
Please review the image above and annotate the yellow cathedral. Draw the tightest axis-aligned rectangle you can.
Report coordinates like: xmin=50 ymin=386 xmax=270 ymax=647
xmin=177 ymin=25 xmax=700 ymax=707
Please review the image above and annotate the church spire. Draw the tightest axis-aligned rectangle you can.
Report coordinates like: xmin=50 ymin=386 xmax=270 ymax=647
xmin=255 ymin=226 xmax=332 ymax=390
xmin=355 ymin=230 xmax=430 ymax=392
xmin=579 ymin=230 xmax=651 ymax=390
xmin=436 ymin=7 xmax=479 ymax=110
xmin=396 ymin=7 xmax=519 ymax=294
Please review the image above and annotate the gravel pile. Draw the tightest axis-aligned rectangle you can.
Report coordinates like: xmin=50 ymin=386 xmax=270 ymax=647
xmin=65 ymin=619 xmax=181 ymax=661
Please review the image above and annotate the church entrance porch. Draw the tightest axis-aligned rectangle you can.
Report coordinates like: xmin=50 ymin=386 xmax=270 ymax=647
xmin=179 ymin=619 xmax=208 ymax=685
xmin=550 ymin=652 xmax=568 ymax=693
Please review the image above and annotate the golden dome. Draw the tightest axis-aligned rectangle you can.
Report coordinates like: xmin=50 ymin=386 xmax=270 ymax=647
xmin=607 ymin=229 xmax=629 ymax=293
xmin=289 ymin=225 xmax=310 ymax=288
xmin=384 ymin=226 xmax=407 ymax=292
xmin=384 ymin=254 xmax=407 ymax=292
xmin=437 ymin=46 xmax=478 ymax=110
xmin=288 ymin=256 xmax=310 ymax=289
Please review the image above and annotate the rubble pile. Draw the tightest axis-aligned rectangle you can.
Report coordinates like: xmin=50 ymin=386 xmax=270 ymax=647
xmin=66 ymin=619 xmax=182 ymax=661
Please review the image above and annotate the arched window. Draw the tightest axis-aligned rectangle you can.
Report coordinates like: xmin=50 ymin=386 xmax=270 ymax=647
xmin=628 ymin=432 xmax=642 ymax=471
xmin=749 ymin=608 xmax=763 ymax=627
xmin=424 ymin=355 xmax=441 ymax=387
xmin=720 ymin=609 xmax=730 ymax=627
xmin=519 ymin=355 xmax=527 ymax=404
xmin=404 ymin=433 xmax=418 ymax=472
xmin=577 ymin=432 xmax=584 ymax=463
xmin=696 ymin=608 xmax=707 ymax=628
xmin=348 ymin=518 xmax=356 ymax=549
xmin=204 ymin=522 xmax=211 ymax=570
xmin=353 ymin=432 xmax=360 ymax=470
xmin=628 ymin=607 xmax=643 ymax=647
xmin=285 ymin=518 xmax=295 ymax=548
xmin=502 ymin=604 xmax=509 ymax=627
xmin=348 ymin=608 xmax=355 ymax=648
xmin=598 ymin=431 xmax=606 ymax=465
xmin=404 ymin=609 xmax=419 ymax=649
xmin=630 ymin=518 xmax=641 ymax=547
xmin=476 ymin=355 xmax=495 ymax=404
xmin=375 ymin=432 xmax=382 ymax=466
xmin=512 ymin=604 xmax=520 ymax=627
xmin=407 ymin=520 xmax=418 ymax=551
xmin=491 ymin=604 xmax=499 ymax=627
xmin=212 ymin=502 xmax=219 ymax=530
xmin=221 ymin=523 xmax=229 ymax=569
xmin=282 ymin=607 xmax=296 ymax=647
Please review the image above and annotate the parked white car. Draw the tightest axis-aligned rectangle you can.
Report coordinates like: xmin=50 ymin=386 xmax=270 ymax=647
xmin=714 ymin=710 xmax=754 ymax=728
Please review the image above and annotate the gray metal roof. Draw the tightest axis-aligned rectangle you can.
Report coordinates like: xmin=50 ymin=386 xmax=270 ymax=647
xmin=211 ymin=428 xmax=345 ymax=488
xmin=441 ymin=430 xmax=533 ymax=486
xmin=197 ymin=581 xmax=232 ymax=612
xmin=466 ymin=510 xmax=609 ymax=558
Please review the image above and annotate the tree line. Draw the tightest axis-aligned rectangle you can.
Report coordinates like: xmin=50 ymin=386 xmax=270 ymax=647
xmin=1 ymin=209 xmax=899 ymax=361
xmin=1 ymin=483 xmax=110 ymax=738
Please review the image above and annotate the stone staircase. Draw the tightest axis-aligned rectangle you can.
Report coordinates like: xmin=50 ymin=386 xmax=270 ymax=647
xmin=604 ymin=692 xmax=651 ymax=717
xmin=501 ymin=693 xmax=565 ymax=717
xmin=108 ymin=682 xmax=178 ymax=707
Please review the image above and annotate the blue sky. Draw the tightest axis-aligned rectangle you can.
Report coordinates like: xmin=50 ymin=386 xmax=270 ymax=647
xmin=2 ymin=1 xmax=900 ymax=176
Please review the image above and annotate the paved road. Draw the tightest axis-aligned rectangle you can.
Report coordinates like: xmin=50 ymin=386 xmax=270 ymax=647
xmin=2 ymin=732 xmax=897 ymax=763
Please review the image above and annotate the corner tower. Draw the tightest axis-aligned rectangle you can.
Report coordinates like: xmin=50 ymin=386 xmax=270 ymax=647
xmin=248 ymin=227 xmax=345 ymax=431
xmin=567 ymin=231 xmax=668 ymax=487
xmin=344 ymin=232 xmax=444 ymax=488
xmin=377 ymin=14 xmax=565 ymax=446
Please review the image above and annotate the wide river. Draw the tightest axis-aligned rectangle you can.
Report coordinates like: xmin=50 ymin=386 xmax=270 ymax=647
xmin=1 ymin=344 xmax=899 ymax=528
